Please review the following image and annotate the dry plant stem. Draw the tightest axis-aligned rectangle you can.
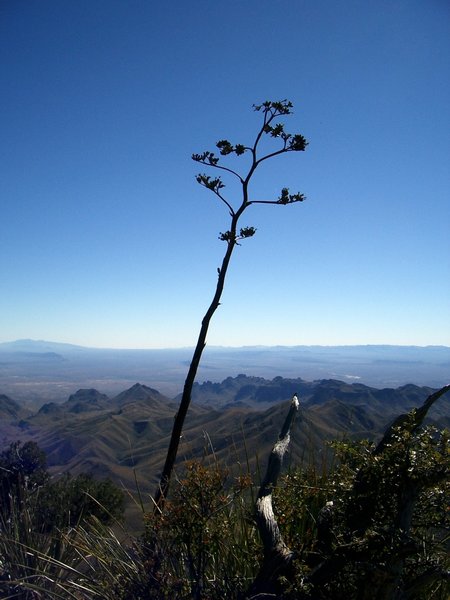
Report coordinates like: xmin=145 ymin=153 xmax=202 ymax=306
xmin=153 ymin=101 xmax=307 ymax=511
xmin=153 ymin=230 xmax=237 ymax=510
xmin=249 ymin=395 xmax=299 ymax=596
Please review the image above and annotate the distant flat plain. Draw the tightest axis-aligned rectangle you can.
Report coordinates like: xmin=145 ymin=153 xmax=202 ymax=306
xmin=0 ymin=340 xmax=449 ymax=408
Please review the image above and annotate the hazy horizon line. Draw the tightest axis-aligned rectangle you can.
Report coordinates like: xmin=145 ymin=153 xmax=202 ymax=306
xmin=1 ymin=338 xmax=449 ymax=352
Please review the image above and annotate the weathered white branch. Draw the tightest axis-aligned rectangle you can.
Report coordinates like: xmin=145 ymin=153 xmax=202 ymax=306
xmin=249 ymin=395 xmax=299 ymax=597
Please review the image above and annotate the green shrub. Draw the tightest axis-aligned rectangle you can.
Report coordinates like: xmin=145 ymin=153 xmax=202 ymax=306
xmin=142 ymin=460 xmax=260 ymax=599
xmin=275 ymin=425 xmax=449 ymax=599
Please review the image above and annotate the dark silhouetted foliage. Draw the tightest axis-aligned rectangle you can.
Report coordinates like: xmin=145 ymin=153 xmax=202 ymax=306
xmin=155 ymin=99 xmax=308 ymax=508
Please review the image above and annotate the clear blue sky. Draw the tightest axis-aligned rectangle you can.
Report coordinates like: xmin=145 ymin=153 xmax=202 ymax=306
xmin=1 ymin=0 xmax=449 ymax=349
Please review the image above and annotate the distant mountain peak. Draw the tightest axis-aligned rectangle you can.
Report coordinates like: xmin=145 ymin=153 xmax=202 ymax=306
xmin=129 ymin=382 xmax=161 ymax=394
xmin=66 ymin=388 xmax=109 ymax=414
xmin=113 ymin=383 xmax=167 ymax=408
xmin=0 ymin=339 xmax=85 ymax=353
xmin=68 ymin=389 xmax=109 ymax=402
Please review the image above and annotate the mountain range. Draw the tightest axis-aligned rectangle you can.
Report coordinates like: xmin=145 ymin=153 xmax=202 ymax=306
xmin=1 ymin=375 xmax=448 ymax=523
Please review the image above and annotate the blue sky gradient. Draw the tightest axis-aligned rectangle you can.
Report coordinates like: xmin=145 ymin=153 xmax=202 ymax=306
xmin=1 ymin=0 xmax=449 ymax=348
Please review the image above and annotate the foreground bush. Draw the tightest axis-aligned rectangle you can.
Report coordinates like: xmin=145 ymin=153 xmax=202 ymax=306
xmin=141 ymin=461 xmax=260 ymax=599
xmin=275 ymin=425 xmax=449 ymax=599
xmin=0 ymin=441 xmax=124 ymax=598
